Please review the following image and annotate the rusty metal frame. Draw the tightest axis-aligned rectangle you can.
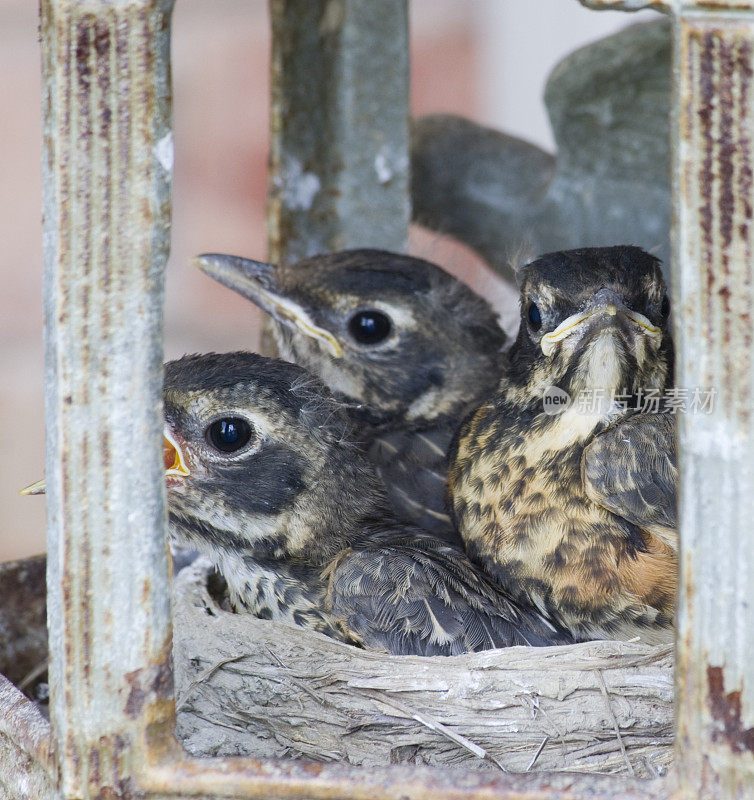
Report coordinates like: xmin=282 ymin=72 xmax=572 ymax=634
xmin=25 ymin=0 xmax=754 ymax=797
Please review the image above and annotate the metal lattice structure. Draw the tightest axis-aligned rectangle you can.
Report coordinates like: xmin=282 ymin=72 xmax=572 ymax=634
xmin=0 ymin=0 xmax=752 ymax=797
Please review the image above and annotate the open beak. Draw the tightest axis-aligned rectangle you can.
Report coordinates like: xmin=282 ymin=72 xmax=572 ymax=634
xmin=164 ymin=428 xmax=190 ymax=478
xmin=195 ymin=253 xmax=343 ymax=358
xmin=19 ymin=428 xmax=191 ymax=495
xmin=20 ymin=478 xmax=46 ymax=496
xmin=21 ymin=431 xmax=189 ymax=495
xmin=540 ymin=300 xmax=661 ymax=357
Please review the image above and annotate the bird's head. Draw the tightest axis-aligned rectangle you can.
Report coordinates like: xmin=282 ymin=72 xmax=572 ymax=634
xmin=505 ymin=246 xmax=672 ymax=410
xmin=195 ymin=249 xmax=506 ymax=422
xmin=162 ymin=352 xmax=384 ymax=564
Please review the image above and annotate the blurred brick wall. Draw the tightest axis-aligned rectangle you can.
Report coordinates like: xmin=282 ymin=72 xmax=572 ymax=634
xmin=1 ymin=1 xmax=46 ymax=562
xmin=0 ymin=0 xmax=492 ymax=561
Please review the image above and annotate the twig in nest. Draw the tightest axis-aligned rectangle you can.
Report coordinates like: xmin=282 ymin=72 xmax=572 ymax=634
xmin=359 ymin=688 xmax=508 ymax=772
xmin=594 ymin=668 xmax=635 ymax=777
xmin=264 ymin=647 xmax=344 ymax=712
xmin=177 ymin=654 xmax=248 ymax=711
xmin=518 ymin=693 xmax=565 ymax=749
xmin=525 ymin=735 xmax=549 ymax=772
xmin=642 ymin=755 xmax=660 ymax=779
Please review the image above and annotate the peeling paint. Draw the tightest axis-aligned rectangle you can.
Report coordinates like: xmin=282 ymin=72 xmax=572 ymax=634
xmin=373 ymin=146 xmax=408 ymax=185
xmin=154 ymin=132 xmax=174 ymax=172
xmin=276 ymin=159 xmax=321 ymax=211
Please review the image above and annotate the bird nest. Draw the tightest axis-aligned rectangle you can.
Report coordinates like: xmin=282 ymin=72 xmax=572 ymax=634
xmin=173 ymin=559 xmax=674 ymax=777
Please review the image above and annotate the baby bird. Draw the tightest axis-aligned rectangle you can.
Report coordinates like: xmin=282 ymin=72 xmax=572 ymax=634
xmin=195 ymin=249 xmax=508 ymax=539
xmin=448 ymin=246 xmax=677 ymax=644
xmin=163 ymin=351 xmax=570 ymax=654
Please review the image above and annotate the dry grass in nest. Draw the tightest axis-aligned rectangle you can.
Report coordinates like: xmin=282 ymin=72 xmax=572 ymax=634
xmin=174 ymin=559 xmax=673 ymax=777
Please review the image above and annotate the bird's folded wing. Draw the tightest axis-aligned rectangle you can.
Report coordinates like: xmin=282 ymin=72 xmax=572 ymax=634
xmin=328 ymin=533 xmax=572 ymax=656
xmin=367 ymin=425 xmax=457 ymax=542
xmin=582 ymin=412 xmax=678 ymax=550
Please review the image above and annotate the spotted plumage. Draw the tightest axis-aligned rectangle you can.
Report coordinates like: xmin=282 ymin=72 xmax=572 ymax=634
xmin=448 ymin=247 xmax=677 ymax=644
xmin=163 ymin=352 xmax=570 ymax=655
xmin=583 ymin=412 xmax=677 ymax=550
xmin=195 ymin=249 xmax=507 ymax=540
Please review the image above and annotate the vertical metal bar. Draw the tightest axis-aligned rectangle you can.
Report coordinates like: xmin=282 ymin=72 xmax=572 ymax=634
xmin=41 ymin=1 xmax=175 ymax=797
xmin=672 ymin=8 xmax=754 ymax=798
xmin=583 ymin=0 xmax=754 ymax=796
xmin=268 ymin=0 xmax=410 ymax=266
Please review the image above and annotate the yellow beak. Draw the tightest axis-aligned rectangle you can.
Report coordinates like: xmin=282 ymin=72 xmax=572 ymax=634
xmin=20 ymin=430 xmax=190 ymax=495
xmin=540 ymin=305 xmax=661 ymax=357
xmin=164 ymin=428 xmax=190 ymax=477
xmin=194 ymin=254 xmax=343 ymax=359
xmin=19 ymin=478 xmax=46 ymax=496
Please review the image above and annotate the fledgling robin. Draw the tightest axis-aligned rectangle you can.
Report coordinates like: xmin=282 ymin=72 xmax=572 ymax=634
xmin=448 ymin=246 xmax=677 ymax=644
xmin=195 ymin=249 xmax=508 ymax=540
xmin=162 ymin=351 xmax=571 ymax=654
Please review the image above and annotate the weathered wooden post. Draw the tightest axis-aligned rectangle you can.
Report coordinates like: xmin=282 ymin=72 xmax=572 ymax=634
xmin=583 ymin=2 xmax=754 ymax=797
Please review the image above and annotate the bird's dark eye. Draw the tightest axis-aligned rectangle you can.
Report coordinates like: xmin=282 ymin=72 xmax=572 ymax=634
xmin=527 ymin=301 xmax=542 ymax=331
xmin=660 ymin=294 xmax=671 ymax=319
xmin=348 ymin=309 xmax=392 ymax=345
xmin=206 ymin=417 xmax=252 ymax=453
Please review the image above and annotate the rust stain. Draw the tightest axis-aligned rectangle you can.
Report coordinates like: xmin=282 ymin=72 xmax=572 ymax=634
xmin=698 ymin=31 xmax=716 ymax=344
xmin=124 ymin=660 xmax=173 ymax=720
xmin=123 ymin=685 xmax=146 ymax=721
xmin=690 ymin=22 xmax=754 ymax=427
xmin=141 ymin=577 xmax=151 ymax=607
xmin=94 ymin=16 xmax=113 ymax=297
xmin=718 ymin=38 xmax=735 ymax=259
xmin=60 ymin=565 xmax=81 ymax=756
xmin=718 ymin=36 xmax=735 ymax=406
xmin=707 ymin=665 xmax=754 ymax=753
xmin=693 ymin=1 xmax=754 ymax=7
xmin=88 ymin=747 xmax=100 ymax=790
xmin=80 ymin=441 xmax=92 ymax=687
xmin=75 ymin=23 xmax=91 ymax=87
xmin=100 ymin=428 xmax=110 ymax=475
xmin=738 ymin=38 xmax=754 ymax=371
xmin=75 ymin=24 xmax=92 ymax=141
xmin=93 ymin=18 xmax=109 ymax=59
xmin=65 ymin=729 xmax=80 ymax=783
xmin=738 ymin=39 xmax=754 ymax=243
xmin=111 ymin=733 xmax=134 ymax=800
xmin=83 ymin=733 xmax=134 ymax=800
